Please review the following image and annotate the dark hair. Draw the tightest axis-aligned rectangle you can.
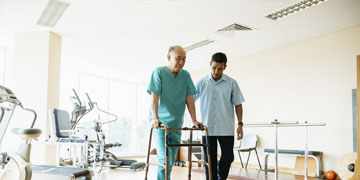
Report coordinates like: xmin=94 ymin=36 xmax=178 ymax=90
xmin=211 ymin=52 xmax=227 ymax=65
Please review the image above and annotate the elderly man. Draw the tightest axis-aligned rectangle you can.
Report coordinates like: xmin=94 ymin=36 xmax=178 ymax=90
xmin=147 ymin=45 xmax=202 ymax=180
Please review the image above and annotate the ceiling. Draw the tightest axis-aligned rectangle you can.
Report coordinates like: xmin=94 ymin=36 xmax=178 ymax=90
xmin=1 ymin=0 xmax=360 ymax=76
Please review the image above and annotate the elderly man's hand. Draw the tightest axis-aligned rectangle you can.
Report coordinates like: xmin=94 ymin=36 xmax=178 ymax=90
xmin=152 ymin=119 xmax=161 ymax=128
xmin=193 ymin=121 xmax=203 ymax=128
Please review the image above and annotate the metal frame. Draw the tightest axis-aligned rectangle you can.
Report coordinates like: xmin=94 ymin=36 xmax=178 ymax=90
xmin=145 ymin=124 xmax=212 ymax=180
xmin=244 ymin=120 xmax=325 ymax=180
xmin=264 ymin=153 xmax=321 ymax=176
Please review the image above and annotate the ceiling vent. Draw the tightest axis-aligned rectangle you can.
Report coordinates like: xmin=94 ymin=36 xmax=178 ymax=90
xmin=184 ymin=39 xmax=214 ymax=52
xmin=266 ymin=0 xmax=328 ymax=20
xmin=217 ymin=23 xmax=252 ymax=32
xmin=216 ymin=23 xmax=252 ymax=37
xmin=37 ymin=0 xmax=70 ymax=27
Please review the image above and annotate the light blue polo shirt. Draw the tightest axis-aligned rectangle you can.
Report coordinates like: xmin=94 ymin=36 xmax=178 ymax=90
xmin=194 ymin=73 xmax=244 ymax=136
xmin=147 ymin=66 xmax=197 ymax=128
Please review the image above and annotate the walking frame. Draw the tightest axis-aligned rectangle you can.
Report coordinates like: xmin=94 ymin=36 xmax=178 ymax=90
xmin=145 ymin=124 xmax=212 ymax=180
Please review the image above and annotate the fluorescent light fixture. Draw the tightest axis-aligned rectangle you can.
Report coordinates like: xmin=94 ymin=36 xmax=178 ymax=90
xmin=266 ymin=0 xmax=328 ymax=20
xmin=37 ymin=0 xmax=70 ymax=27
xmin=184 ymin=39 xmax=214 ymax=52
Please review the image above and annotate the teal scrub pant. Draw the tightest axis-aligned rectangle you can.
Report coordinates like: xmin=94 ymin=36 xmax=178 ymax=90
xmin=153 ymin=129 xmax=181 ymax=180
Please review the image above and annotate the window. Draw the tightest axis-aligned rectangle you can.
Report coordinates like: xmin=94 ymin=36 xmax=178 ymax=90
xmin=59 ymin=68 xmax=80 ymax=111
xmin=107 ymin=80 xmax=136 ymax=152
xmin=59 ymin=68 xmax=151 ymax=154
xmin=0 ymin=47 xmax=6 ymax=85
xmin=135 ymin=86 xmax=151 ymax=152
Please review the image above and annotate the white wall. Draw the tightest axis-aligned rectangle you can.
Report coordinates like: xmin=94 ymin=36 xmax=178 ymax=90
xmin=191 ymin=25 xmax=360 ymax=171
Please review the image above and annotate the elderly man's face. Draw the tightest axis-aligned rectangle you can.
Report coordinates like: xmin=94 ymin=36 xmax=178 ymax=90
xmin=167 ymin=48 xmax=186 ymax=72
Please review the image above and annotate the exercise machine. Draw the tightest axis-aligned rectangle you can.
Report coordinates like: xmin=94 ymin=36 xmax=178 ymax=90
xmin=84 ymin=91 xmax=145 ymax=171
xmin=0 ymin=85 xmax=92 ymax=180
xmin=53 ymin=89 xmax=145 ymax=171
xmin=0 ymin=84 xmax=41 ymax=180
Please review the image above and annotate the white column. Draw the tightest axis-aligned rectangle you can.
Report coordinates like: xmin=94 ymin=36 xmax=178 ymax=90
xmin=10 ymin=31 xmax=61 ymax=164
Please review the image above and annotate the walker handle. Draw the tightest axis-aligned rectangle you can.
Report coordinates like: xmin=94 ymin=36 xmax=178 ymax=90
xmin=192 ymin=125 xmax=205 ymax=129
xmin=158 ymin=122 xmax=167 ymax=129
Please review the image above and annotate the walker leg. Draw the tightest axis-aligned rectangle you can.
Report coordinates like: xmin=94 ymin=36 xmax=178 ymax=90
xmin=165 ymin=130 xmax=169 ymax=180
xmin=145 ymin=128 xmax=153 ymax=180
xmin=205 ymin=129 xmax=212 ymax=180
xmin=188 ymin=130 xmax=193 ymax=180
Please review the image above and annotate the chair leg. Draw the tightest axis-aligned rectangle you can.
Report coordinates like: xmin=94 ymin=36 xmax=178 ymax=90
xmin=245 ymin=151 xmax=251 ymax=169
xmin=264 ymin=154 xmax=269 ymax=171
xmin=254 ymin=149 xmax=262 ymax=170
xmin=238 ymin=151 xmax=244 ymax=168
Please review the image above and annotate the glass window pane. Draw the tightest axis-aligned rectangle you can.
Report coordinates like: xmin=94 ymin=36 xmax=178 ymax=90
xmin=77 ymin=74 xmax=109 ymax=141
xmin=59 ymin=69 xmax=80 ymax=111
xmin=57 ymin=69 xmax=152 ymax=155
xmin=135 ymin=86 xmax=151 ymax=153
xmin=0 ymin=47 xmax=5 ymax=85
xmin=107 ymin=80 xmax=136 ymax=153
xmin=79 ymin=74 xmax=109 ymax=111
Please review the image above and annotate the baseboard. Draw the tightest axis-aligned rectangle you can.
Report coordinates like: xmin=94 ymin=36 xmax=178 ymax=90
xmin=116 ymin=153 xmax=147 ymax=159
xmin=231 ymin=162 xmax=318 ymax=176
xmin=232 ymin=162 xmax=294 ymax=174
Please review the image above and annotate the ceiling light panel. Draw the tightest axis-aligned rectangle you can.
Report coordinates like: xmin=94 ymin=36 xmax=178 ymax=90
xmin=266 ymin=0 xmax=328 ymax=20
xmin=184 ymin=39 xmax=214 ymax=52
xmin=37 ymin=0 xmax=70 ymax=27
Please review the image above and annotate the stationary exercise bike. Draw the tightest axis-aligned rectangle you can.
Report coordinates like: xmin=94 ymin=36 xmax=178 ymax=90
xmin=84 ymin=92 xmax=145 ymax=171
xmin=0 ymin=85 xmax=42 ymax=180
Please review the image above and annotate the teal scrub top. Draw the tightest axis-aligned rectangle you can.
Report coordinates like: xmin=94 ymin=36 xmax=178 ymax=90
xmin=147 ymin=66 xmax=197 ymax=128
